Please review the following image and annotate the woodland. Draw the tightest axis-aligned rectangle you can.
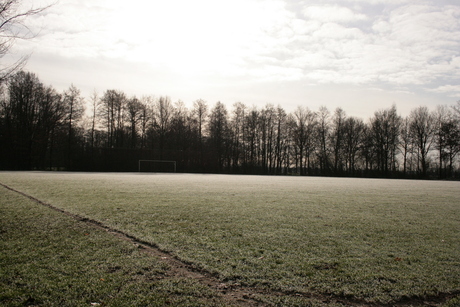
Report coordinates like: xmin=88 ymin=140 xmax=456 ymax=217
xmin=1 ymin=70 xmax=459 ymax=179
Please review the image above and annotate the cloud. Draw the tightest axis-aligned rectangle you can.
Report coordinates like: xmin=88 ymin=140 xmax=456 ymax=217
xmin=256 ymin=2 xmax=460 ymax=89
xmin=428 ymin=85 xmax=460 ymax=98
xmin=302 ymin=5 xmax=368 ymax=23
xmin=385 ymin=4 xmax=460 ymax=45
xmin=345 ymin=0 xmax=409 ymax=4
xmin=12 ymin=0 xmax=460 ymax=114
xmin=22 ymin=0 xmax=459 ymax=86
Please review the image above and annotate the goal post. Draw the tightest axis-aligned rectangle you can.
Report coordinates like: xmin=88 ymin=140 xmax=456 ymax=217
xmin=138 ymin=160 xmax=176 ymax=172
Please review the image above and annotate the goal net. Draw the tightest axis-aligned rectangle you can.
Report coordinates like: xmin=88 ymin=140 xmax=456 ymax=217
xmin=138 ymin=160 xmax=176 ymax=172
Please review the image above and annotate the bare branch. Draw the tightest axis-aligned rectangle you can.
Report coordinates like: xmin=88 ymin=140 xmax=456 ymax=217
xmin=0 ymin=0 xmax=54 ymax=81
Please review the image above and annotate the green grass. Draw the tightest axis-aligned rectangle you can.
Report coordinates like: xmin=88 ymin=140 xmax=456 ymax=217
xmin=1 ymin=172 xmax=459 ymax=305
xmin=0 ymin=183 xmax=233 ymax=306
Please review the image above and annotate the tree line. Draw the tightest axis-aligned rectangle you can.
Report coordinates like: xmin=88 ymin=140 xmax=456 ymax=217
xmin=1 ymin=70 xmax=460 ymax=179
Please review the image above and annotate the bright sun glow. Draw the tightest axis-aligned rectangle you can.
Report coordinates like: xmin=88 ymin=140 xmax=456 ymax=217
xmin=103 ymin=0 xmax=284 ymax=76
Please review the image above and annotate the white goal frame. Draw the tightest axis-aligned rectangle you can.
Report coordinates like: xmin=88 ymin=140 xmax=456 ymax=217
xmin=138 ymin=160 xmax=176 ymax=172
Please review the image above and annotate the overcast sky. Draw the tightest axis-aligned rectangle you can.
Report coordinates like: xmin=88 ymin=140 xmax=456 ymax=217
xmin=12 ymin=0 xmax=460 ymax=118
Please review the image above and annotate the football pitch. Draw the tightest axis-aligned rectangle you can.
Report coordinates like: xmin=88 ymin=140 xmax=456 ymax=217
xmin=1 ymin=172 xmax=459 ymax=306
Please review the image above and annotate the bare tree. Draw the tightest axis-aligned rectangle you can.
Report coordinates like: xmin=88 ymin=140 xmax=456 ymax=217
xmin=343 ymin=116 xmax=365 ymax=174
xmin=229 ymin=101 xmax=245 ymax=170
xmin=316 ymin=106 xmax=331 ymax=174
xmin=261 ymin=104 xmax=276 ymax=173
xmin=170 ymin=100 xmax=193 ymax=157
xmin=409 ymin=106 xmax=435 ymax=177
xmin=139 ymin=96 xmax=153 ymax=149
xmin=0 ymin=0 xmax=53 ymax=81
xmin=98 ymin=89 xmax=126 ymax=148
xmin=125 ymin=96 xmax=143 ymax=148
xmin=63 ymin=84 xmax=84 ymax=167
xmin=192 ymin=99 xmax=208 ymax=163
xmin=88 ymin=90 xmax=99 ymax=150
xmin=439 ymin=118 xmax=460 ymax=177
xmin=370 ymin=105 xmax=401 ymax=175
xmin=452 ymin=100 xmax=460 ymax=117
xmin=245 ymin=107 xmax=260 ymax=168
xmin=274 ymin=105 xmax=288 ymax=174
xmin=399 ymin=116 xmax=414 ymax=176
xmin=433 ymin=105 xmax=451 ymax=178
xmin=209 ymin=101 xmax=229 ymax=172
xmin=152 ymin=96 xmax=173 ymax=158
xmin=290 ymin=106 xmax=317 ymax=175
xmin=433 ymin=102 xmax=460 ymax=177
xmin=1 ymin=70 xmax=64 ymax=169
xmin=331 ymin=107 xmax=346 ymax=173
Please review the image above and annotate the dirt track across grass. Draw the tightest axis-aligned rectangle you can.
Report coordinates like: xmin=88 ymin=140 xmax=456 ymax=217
xmin=1 ymin=181 xmax=459 ymax=307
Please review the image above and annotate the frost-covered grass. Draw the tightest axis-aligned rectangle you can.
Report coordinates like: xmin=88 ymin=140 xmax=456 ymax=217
xmin=0 ymin=179 xmax=231 ymax=307
xmin=1 ymin=172 xmax=459 ymax=304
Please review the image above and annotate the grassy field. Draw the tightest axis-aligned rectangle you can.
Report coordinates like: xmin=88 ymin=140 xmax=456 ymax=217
xmin=1 ymin=172 xmax=459 ymax=306
xmin=0 ymin=179 xmax=239 ymax=306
